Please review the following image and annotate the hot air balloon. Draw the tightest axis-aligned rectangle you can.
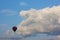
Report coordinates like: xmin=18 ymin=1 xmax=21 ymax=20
xmin=12 ymin=26 xmax=17 ymax=32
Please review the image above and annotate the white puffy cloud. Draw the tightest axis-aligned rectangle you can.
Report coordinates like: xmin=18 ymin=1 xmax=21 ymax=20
xmin=17 ymin=5 xmax=60 ymax=36
xmin=56 ymin=35 xmax=60 ymax=40
xmin=5 ymin=5 xmax=60 ymax=40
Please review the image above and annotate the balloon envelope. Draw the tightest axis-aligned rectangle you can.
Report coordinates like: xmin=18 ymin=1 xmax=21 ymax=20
xmin=12 ymin=26 xmax=17 ymax=32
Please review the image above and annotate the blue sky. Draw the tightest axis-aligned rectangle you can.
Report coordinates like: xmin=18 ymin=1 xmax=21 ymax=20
xmin=0 ymin=0 xmax=60 ymax=40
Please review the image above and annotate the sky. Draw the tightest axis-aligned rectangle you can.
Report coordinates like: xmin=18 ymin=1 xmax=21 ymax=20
xmin=0 ymin=0 xmax=60 ymax=40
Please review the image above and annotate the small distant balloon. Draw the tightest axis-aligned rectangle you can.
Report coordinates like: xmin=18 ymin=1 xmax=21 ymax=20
xmin=12 ymin=26 xmax=17 ymax=32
